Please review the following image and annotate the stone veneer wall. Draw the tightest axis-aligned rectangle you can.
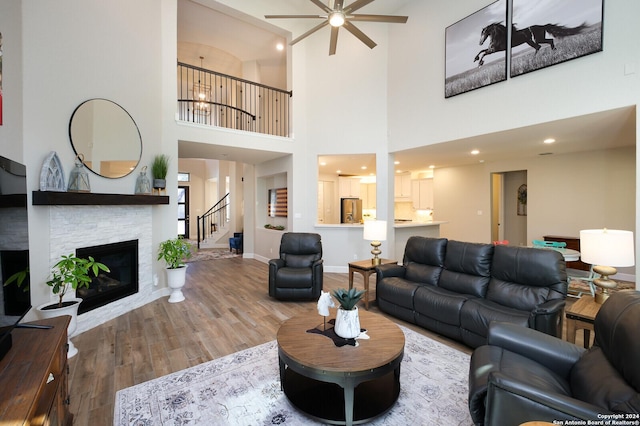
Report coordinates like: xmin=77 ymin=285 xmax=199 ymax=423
xmin=49 ymin=205 xmax=158 ymax=334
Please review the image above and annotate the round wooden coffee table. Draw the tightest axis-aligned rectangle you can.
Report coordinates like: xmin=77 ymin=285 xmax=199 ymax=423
xmin=277 ymin=309 xmax=405 ymax=425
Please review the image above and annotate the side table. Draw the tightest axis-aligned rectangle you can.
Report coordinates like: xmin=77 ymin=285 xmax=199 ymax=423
xmin=348 ymin=258 xmax=397 ymax=310
xmin=565 ymin=295 xmax=602 ymax=348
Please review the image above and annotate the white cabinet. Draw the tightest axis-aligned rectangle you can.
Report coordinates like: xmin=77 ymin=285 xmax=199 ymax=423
xmin=412 ymin=178 xmax=433 ymax=210
xmin=339 ymin=177 xmax=361 ymax=198
xmin=394 ymin=173 xmax=412 ymax=200
xmin=361 ymin=183 xmax=376 ymax=209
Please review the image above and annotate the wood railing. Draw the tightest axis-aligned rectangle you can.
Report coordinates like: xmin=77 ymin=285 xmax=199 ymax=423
xmin=177 ymin=62 xmax=292 ymax=137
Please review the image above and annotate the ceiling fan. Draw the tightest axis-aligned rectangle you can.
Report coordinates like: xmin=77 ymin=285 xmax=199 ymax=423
xmin=265 ymin=0 xmax=408 ymax=55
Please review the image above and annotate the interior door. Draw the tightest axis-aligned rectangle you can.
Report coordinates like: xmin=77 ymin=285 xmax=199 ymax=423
xmin=178 ymin=186 xmax=189 ymax=238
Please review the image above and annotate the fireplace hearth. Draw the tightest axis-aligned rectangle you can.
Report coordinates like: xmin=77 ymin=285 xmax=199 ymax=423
xmin=75 ymin=240 xmax=138 ymax=314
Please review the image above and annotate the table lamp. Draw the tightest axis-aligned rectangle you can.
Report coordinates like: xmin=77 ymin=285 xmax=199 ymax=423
xmin=363 ymin=220 xmax=387 ymax=265
xmin=579 ymin=229 xmax=635 ymax=304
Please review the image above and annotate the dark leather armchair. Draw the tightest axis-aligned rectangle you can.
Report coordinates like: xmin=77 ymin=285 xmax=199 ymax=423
xmin=468 ymin=290 xmax=640 ymax=425
xmin=268 ymin=232 xmax=323 ymax=300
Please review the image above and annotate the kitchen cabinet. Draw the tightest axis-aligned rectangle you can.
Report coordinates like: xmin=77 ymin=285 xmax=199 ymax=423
xmin=394 ymin=173 xmax=412 ymax=200
xmin=339 ymin=177 xmax=361 ymax=198
xmin=361 ymin=183 xmax=376 ymax=209
xmin=412 ymin=178 xmax=433 ymax=210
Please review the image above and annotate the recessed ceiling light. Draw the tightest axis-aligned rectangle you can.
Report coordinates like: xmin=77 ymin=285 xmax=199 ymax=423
xmin=336 ymin=169 xmax=341 ymax=173
xmin=471 ymin=149 xmax=480 ymax=155
xmin=429 ymin=165 xmax=435 ymax=169
xmin=361 ymin=166 xmax=367 ymax=170
xmin=394 ymin=161 xmax=400 ymax=165
xmin=396 ymin=170 xmax=402 ymax=173
xmin=276 ymin=43 xmax=284 ymax=51
xmin=320 ymin=162 xmax=326 ymax=166
xmin=543 ymin=138 xmax=556 ymax=144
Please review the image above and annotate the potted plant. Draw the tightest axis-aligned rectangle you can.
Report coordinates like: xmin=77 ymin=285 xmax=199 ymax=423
xmin=157 ymin=237 xmax=192 ymax=303
xmin=332 ymin=288 xmax=365 ymax=339
xmin=151 ymin=154 xmax=169 ymax=190
xmin=9 ymin=254 xmax=110 ymax=358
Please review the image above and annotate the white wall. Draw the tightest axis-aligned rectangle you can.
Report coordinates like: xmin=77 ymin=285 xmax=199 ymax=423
xmin=0 ymin=0 xmax=180 ymax=321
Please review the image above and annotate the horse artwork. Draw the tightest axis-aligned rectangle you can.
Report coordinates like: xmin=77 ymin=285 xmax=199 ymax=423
xmin=475 ymin=22 xmax=587 ymax=67
xmin=444 ymin=0 xmax=507 ymax=98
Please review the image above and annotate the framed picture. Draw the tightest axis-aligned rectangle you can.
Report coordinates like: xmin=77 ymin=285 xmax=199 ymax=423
xmin=445 ymin=0 xmax=507 ymax=98
xmin=510 ymin=0 xmax=604 ymax=77
xmin=0 ymin=32 xmax=3 ymax=125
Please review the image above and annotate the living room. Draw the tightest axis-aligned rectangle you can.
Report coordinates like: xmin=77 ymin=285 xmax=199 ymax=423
xmin=0 ymin=0 xmax=639 ymax=424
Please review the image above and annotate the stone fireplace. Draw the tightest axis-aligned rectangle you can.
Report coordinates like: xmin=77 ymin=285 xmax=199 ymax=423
xmin=49 ymin=205 xmax=155 ymax=334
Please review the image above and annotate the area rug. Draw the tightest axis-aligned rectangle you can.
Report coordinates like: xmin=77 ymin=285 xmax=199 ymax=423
xmin=114 ymin=326 xmax=472 ymax=426
xmin=185 ymin=249 xmax=239 ymax=263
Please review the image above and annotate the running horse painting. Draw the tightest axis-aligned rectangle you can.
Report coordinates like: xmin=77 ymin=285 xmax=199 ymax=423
xmin=474 ymin=22 xmax=586 ymax=66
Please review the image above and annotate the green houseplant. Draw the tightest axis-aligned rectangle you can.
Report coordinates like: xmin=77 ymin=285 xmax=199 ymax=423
xmin=5 ymin=254 xmax=110 ymax=309
xmin=18 ymin=254 xmax=110 ymax=358
xmin=157 ymin=237 xmax=192 ymax=269
xmin=332 ymin=288 xmax=365 ymax=339
xmin=332 ymin=288 xmax=365 ymax=310
xmin=157 ymin=237 xmax=192 ymax=303
xmin=151 ymin=154 xmax=170 ymax=189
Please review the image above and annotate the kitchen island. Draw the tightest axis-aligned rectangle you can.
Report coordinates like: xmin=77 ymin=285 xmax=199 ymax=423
xmin=314 ymin=221 xmax=447 ymax=270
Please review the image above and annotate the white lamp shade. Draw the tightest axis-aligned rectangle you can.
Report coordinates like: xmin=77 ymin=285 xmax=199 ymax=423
xmin=580 ymin=229 xmax=635 ymax=267
xmin=363 ymin=220 xmax=387 ymax=242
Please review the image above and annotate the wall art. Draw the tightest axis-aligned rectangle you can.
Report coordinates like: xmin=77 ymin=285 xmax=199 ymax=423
xmin=510 ymin=0 xmax=604 ymax=77
xmin=445 ymin=0 xmax=507 ymax=98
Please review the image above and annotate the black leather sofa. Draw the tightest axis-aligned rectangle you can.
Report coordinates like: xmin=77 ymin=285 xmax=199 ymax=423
xmin=376 ymin=236 xmax=568 ymax=348
xmin=468 ymin=290 xmax=640 ymax=425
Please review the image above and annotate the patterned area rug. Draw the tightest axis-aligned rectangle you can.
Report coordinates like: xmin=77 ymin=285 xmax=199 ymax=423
xmin=185 ymin=249 xmax=239 ymax=263
xmin=114 ymin=326 xmax=472 ymax=426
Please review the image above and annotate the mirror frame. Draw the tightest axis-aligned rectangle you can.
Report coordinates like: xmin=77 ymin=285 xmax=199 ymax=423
xmin=68 ymin=98 xmax=142 ymax=179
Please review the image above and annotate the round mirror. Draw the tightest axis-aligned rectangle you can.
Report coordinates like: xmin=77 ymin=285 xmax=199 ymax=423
xmin=69 ymin=99 xmax=142 ymax=178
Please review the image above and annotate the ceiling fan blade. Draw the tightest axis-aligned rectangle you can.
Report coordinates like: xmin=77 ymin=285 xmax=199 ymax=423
xmin=344 ymin=0 xmax=375 ymax=14
xmin=329 ymin=26 xmax=339 ymax=55
xmin=343 ymin=20 xmax=377 ymax=49
xmin=265 ymin=15 xmax=326 ymax=19
xmin=290 ymin=21 xmax=329 ymax=45
xmin=309 ymin=0 xmax=332 ymax=13
xmin=350 ymin=14 xmax=408 ymax=23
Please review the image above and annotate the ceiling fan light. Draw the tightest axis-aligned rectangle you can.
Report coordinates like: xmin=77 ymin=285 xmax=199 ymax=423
xmin=329 ymin=11 xmax=345 ymax=27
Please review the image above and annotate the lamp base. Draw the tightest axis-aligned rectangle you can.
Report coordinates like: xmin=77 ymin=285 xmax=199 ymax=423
xmin=370 ymin=241 xmax=382 ymax=265
xmin=593 ymin=265 xmax=618 ymax=304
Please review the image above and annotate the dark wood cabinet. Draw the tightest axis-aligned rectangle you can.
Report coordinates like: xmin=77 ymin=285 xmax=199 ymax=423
xmin=544 ymin=235 xmax=590 ymax=271
xmin=0 ymin=316 xmax=72 ymax=425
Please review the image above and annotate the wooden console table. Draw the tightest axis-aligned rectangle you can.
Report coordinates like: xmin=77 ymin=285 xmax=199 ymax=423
xmin=0 ymin=316 xmax=72 ymax=425
xmin=348 ymin=259 xmax=397 ymax=310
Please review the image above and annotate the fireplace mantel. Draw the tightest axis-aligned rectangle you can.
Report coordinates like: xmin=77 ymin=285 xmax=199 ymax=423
xmin=32 ymin=191 xmax=169 ymax=206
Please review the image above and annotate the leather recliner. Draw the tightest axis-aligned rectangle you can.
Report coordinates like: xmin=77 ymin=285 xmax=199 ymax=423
xmin=468 ymin=290 xmax=640 ymax=425
xmin=268 ymin=232 xmax=323 ymax=300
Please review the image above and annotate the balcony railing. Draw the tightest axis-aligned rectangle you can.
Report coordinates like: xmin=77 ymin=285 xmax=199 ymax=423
xmin=177 ymin=62 xmax=292 ymax=137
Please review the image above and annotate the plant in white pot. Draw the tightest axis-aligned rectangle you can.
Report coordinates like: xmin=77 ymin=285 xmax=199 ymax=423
xmin=35 ymin=254 xmax=109 ymax=358
xmin=157 ymin=237 xmax=192 ymax=303
xmin=332 ymin=288 xmax=365 ymax=339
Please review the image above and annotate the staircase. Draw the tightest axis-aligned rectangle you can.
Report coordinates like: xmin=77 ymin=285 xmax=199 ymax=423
xmin=197 ymin=194 xmax=231 ymax=249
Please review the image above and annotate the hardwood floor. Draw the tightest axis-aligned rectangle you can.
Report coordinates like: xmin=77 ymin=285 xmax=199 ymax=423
xmin=67 ymin=255 xmax=583 ymax=425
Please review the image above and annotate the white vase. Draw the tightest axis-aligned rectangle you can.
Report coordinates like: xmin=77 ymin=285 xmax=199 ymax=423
xmin=166 ymin=265 xmax=188 ymax=303
xmin=36 ymin=297 xmax=82 ymax=358
xmin=334 ymin=306 xmax=361 ymax=339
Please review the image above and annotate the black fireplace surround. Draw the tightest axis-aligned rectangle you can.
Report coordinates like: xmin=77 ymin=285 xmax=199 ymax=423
xmin=75 ymin=240 xmax=138 ymax=314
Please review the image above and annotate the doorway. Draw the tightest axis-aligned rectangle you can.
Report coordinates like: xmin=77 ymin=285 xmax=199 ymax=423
xmin=178 ymin=186 xmax=190 ymax=238
xmin=491 ymin=171 xmax=527 ymax=246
